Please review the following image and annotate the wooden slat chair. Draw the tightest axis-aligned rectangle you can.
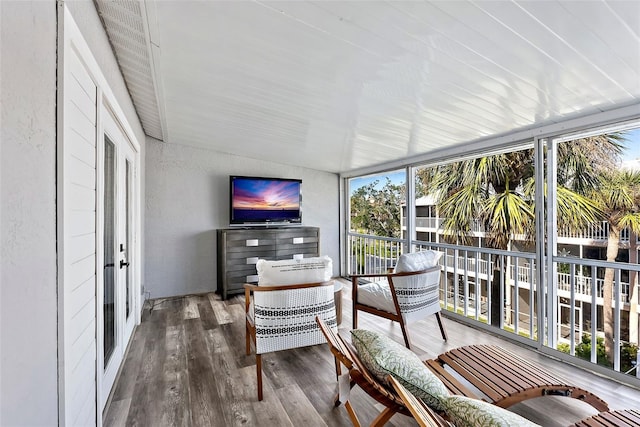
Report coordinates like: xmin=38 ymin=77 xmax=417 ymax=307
xmin=316 ymin=315 xmax=412 ymax=426
xmin=433 ymin=344 xmax=609 ymax=411
xmin=352 ymin=250 xmax=447 ymax=349
xmin=390 ymin=374 xmax=640 ymax=427
xmin=316 ymin=318 xmax=614 ymax=426
xmin=573 ymin=409 xmax=640 ymax=426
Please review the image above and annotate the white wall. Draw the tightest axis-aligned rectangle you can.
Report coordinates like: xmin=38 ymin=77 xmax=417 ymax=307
xmin=145 ymin=139 xmax=340 ymax=298
xmin=0 ymin=1 xmax=59 ymax=425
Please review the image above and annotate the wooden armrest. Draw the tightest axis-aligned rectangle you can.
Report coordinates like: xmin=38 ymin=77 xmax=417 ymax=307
xmin=350 ymin=265 xmax=440 ymax=282
xmin=244 ymin=284 xmax=256 ymax=314
xmin=350 ymin=273 xmax=392 ymax=280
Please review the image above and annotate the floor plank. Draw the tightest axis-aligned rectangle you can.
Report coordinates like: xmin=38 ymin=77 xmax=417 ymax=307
xmin=208 ymin=293 xmax=233 ymax=325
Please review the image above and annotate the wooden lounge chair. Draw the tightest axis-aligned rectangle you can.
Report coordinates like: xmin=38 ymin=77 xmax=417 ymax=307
xmin=315 ymin=317 xmax=610 ymax=426
xmin=427 ymin=344 xmax=609 ymax=411
xmin=573 ymin=409 xmax=640 ymax=426
xmin=389 ymin=376 xmax=640 ymax=427
xmin=389 ymin=374 xmax=640 ymax=427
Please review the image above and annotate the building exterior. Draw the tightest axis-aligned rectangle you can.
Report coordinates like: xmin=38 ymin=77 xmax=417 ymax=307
xmin=402 ymin=195 xmax=638 ymax=345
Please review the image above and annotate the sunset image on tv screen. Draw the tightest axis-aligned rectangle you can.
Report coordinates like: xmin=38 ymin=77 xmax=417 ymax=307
xmin=232 ymin=178 xmax=300 ymax=222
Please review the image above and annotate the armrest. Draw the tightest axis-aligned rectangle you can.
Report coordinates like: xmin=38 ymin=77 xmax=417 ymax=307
xmin=244 ymin=284 xmax=258 ymax=315
xmin=350 ymin=273 xmax=392 ymax=280
xmin=351 ymin=264 xmax=440 ymax=282
xmin=350 ymin=273 xmax=392 ymax=292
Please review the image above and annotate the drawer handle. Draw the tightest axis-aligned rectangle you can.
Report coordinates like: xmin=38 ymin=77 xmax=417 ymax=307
xmin=292 ymin=237 xmax=304 ymax=244
xmin=246 ymin=239 xmax=259 ymax=247
xmin=246 ymin=257 xmax=259 ymax=264
xmin=246 ymin=274 xmax=259 ymax=283
xmin=293 ymin=254 xmax=303 ymax=260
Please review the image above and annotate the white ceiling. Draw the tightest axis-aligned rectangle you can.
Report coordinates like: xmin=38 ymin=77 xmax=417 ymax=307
xmin=96 ymin=1 xmax=640 ymax=174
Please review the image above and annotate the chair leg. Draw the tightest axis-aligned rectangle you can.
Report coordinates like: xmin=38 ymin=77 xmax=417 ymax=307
xmin=399 ymin=319 xmax=411 ymax=349
xmin=436 ymin=312 xmax=448 ymax=341
xmin=256 ymin=353 xmax=263 ymax=401
xmin=353 ymin=303 xmax=358 ymax=329
xmin=371 ymin=407 xmax=396 ymax=426
xmin=344 ymin=401 xmax=362 ymax=427
xmin=246 ymin=322 xmax=251 ymax=355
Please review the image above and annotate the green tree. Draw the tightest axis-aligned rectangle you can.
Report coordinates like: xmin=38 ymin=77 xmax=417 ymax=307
xmin=350 ymin=178 xmax=405 ymax=238
xmin=588 ymin=169 xmax=640 ymax=365
xmin=419 ymin=138 xmax=621 ymax=328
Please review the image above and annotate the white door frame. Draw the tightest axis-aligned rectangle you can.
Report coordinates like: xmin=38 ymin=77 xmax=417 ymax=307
xmin=97 ymin=102 xmax=141 ymax=412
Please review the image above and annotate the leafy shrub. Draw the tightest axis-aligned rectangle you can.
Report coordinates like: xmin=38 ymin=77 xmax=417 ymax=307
xmin=557 ymin=334 xmax=638 ymax=375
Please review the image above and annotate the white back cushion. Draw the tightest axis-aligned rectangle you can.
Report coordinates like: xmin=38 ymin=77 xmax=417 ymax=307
xmin=256 ymin=256 xmax=332 ymax=286
xmin=394 ymin=251 xmax=442 ymax=273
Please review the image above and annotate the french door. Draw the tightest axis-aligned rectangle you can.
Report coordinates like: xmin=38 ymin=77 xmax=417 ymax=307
xmin=99 ymin=106 xmax=138 ymax=410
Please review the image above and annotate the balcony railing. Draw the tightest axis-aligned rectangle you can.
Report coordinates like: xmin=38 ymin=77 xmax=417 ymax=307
xmin=347 ymin=231 xmax=640 ymax=380
xmin=558 ymin=221 xmax=631 ymax=242
xmin=406 ymin=217 xmax=636 ymax=243
xmin=557 ymin=272 xmax=630 ymax=303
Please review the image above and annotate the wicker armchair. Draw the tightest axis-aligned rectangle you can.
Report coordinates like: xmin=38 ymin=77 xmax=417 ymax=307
xmin=244 ymin=256 xmax=337 ymax=400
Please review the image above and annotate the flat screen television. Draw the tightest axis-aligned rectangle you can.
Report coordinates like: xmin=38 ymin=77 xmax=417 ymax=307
xmin=229 ymin=176 xmax=302 ymax=226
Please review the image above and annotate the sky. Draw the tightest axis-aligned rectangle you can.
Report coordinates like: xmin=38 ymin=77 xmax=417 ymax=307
xmin=349 ymin=171 xmax=405 ymax=195
xmin=622 ymin=127 xmax=640 ymax=161
xmin=350 ymin=127 xmax=640 ymax=194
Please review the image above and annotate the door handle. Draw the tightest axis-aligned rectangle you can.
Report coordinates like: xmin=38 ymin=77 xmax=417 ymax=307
xmin=120 ymin=260 xmax=130 ymax=269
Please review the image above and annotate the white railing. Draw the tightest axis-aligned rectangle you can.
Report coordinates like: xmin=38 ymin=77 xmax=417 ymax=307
xmin=346 ymin=232 xmax=639 ymax=378
xmin=444 ymin=253 xmax=491 ymax=278
xmin=552 ymin=256 xmax=640 ymax=374
xmin=558 ymin=221 xmax=631 ymax=242
xmin=557 ymin=272 xmax=630 ymax=303
xmin=347 ymin=233 xmax=403 ymax=275
xmin=414 ymin=217 xmax=442 ymax=229
xmin=409 ymin=217 xmax=637 ymax=242
xmin=508 ymin=266 xmax=631 ymax=304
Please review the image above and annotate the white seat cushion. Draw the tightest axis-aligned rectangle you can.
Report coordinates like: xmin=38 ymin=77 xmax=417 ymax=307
xmin=357 ymin=278 xmax=397 ymax=313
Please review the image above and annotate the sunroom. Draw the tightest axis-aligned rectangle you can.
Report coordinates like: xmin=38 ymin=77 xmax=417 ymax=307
xmin=2 ymin=1 xmax=640 ymax=426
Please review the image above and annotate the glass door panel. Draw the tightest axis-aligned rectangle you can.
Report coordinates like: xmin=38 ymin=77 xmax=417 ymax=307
xmin=124 ymin=159 xmax=131 ymax=320
xmin=103 ymin=136 xmax=116 ymax=367
xmin=120 ymin=148 xmax=136 ymax=343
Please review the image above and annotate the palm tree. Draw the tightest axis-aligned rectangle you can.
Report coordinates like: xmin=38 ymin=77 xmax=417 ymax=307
xmin=419 ymin=136 xmax=623 ymax=329
xmin=588 ymin=169 xmax=640 ymax=365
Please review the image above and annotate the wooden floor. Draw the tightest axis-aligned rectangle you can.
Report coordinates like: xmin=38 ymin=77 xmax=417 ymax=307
xmin=104 ymin=280 xmax=640 ymax=427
